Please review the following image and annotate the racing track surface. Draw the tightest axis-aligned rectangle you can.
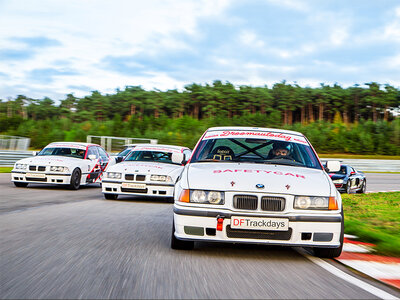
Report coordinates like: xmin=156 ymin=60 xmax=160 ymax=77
xmin=1 ymin=173 xmax=399 ymax=299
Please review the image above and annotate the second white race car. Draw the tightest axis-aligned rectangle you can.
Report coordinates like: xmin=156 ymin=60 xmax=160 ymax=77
xmin=102 ymin=144 xmax=192 ymax=201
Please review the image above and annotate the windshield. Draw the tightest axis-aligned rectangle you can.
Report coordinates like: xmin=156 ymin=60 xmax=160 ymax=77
xmin=38 ymin=147 xmax=86 ymax=159
xmin=124 ymin=150 xmax=177 ymax=164
xmin=191 ymin=134 xmax=321 ymax=169
xmin=117 ymin=147 xmax=134 ymax=157
xmin=331 ymin=166 xmax=347 ymax=175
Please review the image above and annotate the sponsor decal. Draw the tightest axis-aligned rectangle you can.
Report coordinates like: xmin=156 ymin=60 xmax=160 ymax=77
xmin=230 ymin=181 xmax=235 ymax=187
xmin=132 ymin=146 xmax=182 ymax=153
xmin=286 ymin=184 xmax=291 ymax=190
xmin=203 ymin=130 xmax=308 ymax=145
xmin=213 ymin=169 xmax=306 ymax=179
xmin=47 ymin=144 xmax=87 ymax=150
xmin=124 ymin=163 xmax=164 ymax=169
xmin=231 ymin=216 xmax=289 ymax=231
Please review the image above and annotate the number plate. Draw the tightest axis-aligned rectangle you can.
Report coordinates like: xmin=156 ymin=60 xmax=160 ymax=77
xmin=26 ymin=173 xmax=46 ymax=178
xmin=121 ymin=182 xmax=146 ymax=189
xmin=231 ymin=216 xmax=289 ymax=231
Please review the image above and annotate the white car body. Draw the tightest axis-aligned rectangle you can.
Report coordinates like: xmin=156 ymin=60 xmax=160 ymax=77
xmin=102 ymin=144 xmax=191 ymax=200
xmin=11 ymin=142 xmax=112 ymax=189
xmin=172 ymin=127 xmax=344 ymax=258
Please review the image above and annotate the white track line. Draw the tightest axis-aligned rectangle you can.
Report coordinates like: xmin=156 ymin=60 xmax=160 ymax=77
xmin=298 ymin=251 xmax=399 ymax=299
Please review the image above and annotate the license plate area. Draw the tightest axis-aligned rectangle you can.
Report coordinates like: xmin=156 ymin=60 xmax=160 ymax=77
xmin=121 ymin=182 xmax=146 ymax=189
xmin=231 ymin=216 xmax=289 ymax=231
xmin=26 ymin=173 xmax=46 ymax=178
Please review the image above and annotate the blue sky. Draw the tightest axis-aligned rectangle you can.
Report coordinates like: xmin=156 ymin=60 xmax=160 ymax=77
xmin=1 ymin=0 xmax=400 ymax=100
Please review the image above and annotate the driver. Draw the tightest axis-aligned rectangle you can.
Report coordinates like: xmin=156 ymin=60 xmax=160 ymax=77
xmin=272 ymin=142 xmax=292 ymax=159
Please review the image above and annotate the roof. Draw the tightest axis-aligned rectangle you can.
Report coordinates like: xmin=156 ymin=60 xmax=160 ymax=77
xmin=131 ymin=143 xmax=190 ymax=151
xmin=206 ymin=126 xmax=305 ymax=137
xmin=47 ymin=142 xmax=100 ymax=147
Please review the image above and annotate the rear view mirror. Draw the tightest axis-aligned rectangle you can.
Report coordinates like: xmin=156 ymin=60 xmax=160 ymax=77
xmin=325 ymin=160 xmax=340 ymax=172
xmin=171 ymin=153 xmax=185 ymax=164
xmin=88 ymin=154 xmax=97 ymax=160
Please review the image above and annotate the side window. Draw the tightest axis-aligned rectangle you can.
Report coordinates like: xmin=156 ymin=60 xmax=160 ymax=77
xmin=87 ymin=147 xmax=99 ymax=159
xmin=183 ymin=150 xmax=192 ymax=161
xmin=97 ymin=147 xmax=109 ymax=161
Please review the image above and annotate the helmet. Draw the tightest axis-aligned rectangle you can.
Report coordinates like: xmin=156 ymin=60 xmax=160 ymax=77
xmin=272 ymin=141 xmax=291 ymax=151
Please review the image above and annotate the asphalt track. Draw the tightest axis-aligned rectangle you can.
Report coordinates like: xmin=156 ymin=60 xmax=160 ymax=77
xmin=1 ymin=173 xmax=399 ymax=299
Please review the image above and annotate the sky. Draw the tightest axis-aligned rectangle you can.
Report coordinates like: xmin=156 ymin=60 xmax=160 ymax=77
xmin=1 ymin=0 xmax=400 ymax=101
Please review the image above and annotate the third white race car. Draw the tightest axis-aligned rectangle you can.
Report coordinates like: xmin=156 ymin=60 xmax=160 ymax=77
xmin=11 ymin=142 xmax=112 ymax=190
xmin=171 ymin=127 xmax=344 ymax=258
xmin=102 ymin=144 xmax=191 ymax=201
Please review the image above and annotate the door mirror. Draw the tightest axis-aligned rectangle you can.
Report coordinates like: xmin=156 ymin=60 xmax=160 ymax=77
xmin=325 ymin=160 xmax=341 ymax=172
xmin=32 ymin=151 xmax=38 ymax=156
xmin=171 ymin=153 xmax=185 ymax=164
xmin=88 ymin=154 xmax=97 ymax=160
xmin=350 ymin=171 xmax=356 ymax=175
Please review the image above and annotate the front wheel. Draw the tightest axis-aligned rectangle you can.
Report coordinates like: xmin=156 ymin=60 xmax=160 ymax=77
xmin=104 ymin=193 xmax=118 ymax=200
xmin=68 ymin=168 xmax=81 ymax=190
xmin=345 ymin=182 xmax=351 ymax=194
xmin=14 ymin=182 xmax=28 ymax=187
xmin=171 ymin=218 xmax=194 ymax=250
xmin=357 ymin=180 xmax=367 ymax=194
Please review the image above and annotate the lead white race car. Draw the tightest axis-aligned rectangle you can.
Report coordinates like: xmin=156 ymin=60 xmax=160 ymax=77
xmin=102 ymin=144 xmax=192 ymax=201
xmin=172 ymin=127 xmax=344 ymax=258
xmin=11 ymin=142 xmax=112 ymax=190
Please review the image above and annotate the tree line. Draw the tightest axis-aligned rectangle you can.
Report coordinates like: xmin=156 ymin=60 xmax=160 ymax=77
xmin=1 ymin=81 xmax=399 ymax=155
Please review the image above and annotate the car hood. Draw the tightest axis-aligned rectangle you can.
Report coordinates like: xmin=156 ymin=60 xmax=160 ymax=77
xmin=186 ymin=162 xmax=332 ymax=196
xmin=16 ymin=156 xmax=84 ymax=166
xmin=108 ymin=161 xmax=182 ymax=176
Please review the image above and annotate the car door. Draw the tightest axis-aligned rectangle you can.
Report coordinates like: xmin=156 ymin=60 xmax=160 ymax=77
xmin=97 ymin=147 xmax=110 ymax=172
xmin=348 ymin=167 xmax=358 ymax=189
xmin=86 ymin=146 xmax=102 ymax=182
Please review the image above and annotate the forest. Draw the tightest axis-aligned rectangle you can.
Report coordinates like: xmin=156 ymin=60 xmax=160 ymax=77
xmin=1 ymin=81 xmax=399 ymax=154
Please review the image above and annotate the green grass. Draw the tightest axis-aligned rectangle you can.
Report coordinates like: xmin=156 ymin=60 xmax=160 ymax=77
xmin=0 ymin=167 xmax=12 ymax=173
xmin=320 ymin=154 xmax=400 ymax=160
xmin=342 ymin=192 xmax=400 ymax=257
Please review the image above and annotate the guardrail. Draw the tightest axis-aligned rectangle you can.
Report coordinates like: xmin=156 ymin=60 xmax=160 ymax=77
xmin=87 ymin=135 xmax=158 ymax=153
xmin=321 ymin=158 xmax=400 ymax=172
xmin=0 ymin=151 xmax=33 ymax=167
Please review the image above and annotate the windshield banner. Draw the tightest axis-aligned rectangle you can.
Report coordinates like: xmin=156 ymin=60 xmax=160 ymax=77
xmin=203 ymin=130 xmax=308 ymax=145
xmin=47 ymin=144 xmax=87 ymax=150
xmin=132 ymin=146 xmax=183 ymax=153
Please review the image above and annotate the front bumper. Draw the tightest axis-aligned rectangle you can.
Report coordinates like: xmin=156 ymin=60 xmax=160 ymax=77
xmin=173 ymin=205 xmax=342 ymax=247
xmin=11 ymin=171 xmax=72 ymax=185
xmin=102 ymin=180 xmax=174 ymax=197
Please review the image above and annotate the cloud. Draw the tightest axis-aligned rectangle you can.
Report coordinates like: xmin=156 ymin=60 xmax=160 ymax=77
xmin=28 ymin=68 xmax=79 ymax=83
xmin=0 ymin=49 xmax=34 ymax=61
xmin=10 ymin=36 xmax=61 ymax=48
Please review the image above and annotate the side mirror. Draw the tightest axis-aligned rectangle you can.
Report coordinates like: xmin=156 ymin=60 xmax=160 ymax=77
xmin=350 ymin=171 xmax=356 ymax=175
xmin=325 ymin=160 xmax=341 ymax=173
xmin=32 ymin=151 xmax=38 ymax=156
xmin=88 ymin=154 xmax=97 ymax=160
xmin=171 ymin=153 xmax=185 ymax=164
xmin=116 ymin=156 xmax=123 ymax=163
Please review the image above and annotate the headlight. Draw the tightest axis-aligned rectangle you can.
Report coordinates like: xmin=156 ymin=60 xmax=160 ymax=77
xmin=179 ymin=189 xmax=224 ymax=205
xmin=50 ymin=166 xmax=69 ymax=172
xmin=15 ymin=163 xmax=27 ymax=170
xmin=332 ymin=179 xmax=344 ymax=184
xmin=294 ymin=196 xmax=338 ymax=210
xmin=106 ymin=172 xmax=122 ymax=179
xmin=150 ymin=175 xmax=172 ymax=182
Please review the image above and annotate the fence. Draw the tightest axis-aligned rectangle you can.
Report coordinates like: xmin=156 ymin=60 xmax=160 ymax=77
xmin=0 ymin=135 xmax=30 ymax=150
xmin=86 ymin=135 xmax=158 ymax=153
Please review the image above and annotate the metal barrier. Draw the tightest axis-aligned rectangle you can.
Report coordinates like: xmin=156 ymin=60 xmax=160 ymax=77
xmin=0 ymin=150 xmax=33 ymax=167
xmin=87 ymin=135 xmax=158 ymax=153
xmin=0 ymin=135 xmax=30 ymax=150
xmin=321 ymin=158 xmax=400 ymax=172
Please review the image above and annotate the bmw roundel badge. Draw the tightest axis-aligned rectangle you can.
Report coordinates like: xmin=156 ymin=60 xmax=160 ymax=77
xmin=256 ymin=183 xmax=265 ymax=189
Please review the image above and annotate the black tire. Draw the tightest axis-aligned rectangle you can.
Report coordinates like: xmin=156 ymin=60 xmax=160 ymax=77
xmin=14 ymin=182 xmax=28 ymax=187
xmin=357 ymin=180 xmax=367 ymax=194
xmin=104 ymin=193 xmax=118 ymax=200
xmin=68 ymin=168 xmax=81 ymax=190
xmin=313 ymin=208 xmax=344 ymax=258
xmin=171 ymin=218 xmax=194 ymax=250
xmin=345 ymin=182 xmax=351 ymax=194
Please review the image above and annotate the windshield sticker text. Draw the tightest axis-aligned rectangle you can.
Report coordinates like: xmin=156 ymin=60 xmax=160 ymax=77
xmin=203 ymin=130 xmax=308 ymax=144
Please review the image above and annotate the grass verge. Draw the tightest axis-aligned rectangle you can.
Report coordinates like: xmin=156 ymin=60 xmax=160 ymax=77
xmin=342 ymin=192 xmax=400 ymax=257
xmin=0 ymin=167 xmax=12 ymax=173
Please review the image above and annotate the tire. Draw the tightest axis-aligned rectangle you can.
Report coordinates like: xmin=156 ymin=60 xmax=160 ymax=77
xmin=345 ymin=182 xmax=351 ymax=194
xmin=171 ymin=218 xmax=194 ymax=250
xmin=104 ymin=193 xmax=118 ymax=200
xmin=313 ymin=208 xmax=344 ymax=258
xmin=14 ymin=182 xmax=28 ymax=187
xmin=357 ymin=180 xmax=367 ymax=194
xmin=68 ymin=168 xmax=81 ymax=190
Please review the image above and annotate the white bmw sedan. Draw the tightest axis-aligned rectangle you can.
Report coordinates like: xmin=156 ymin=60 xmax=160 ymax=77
xmin=11 ymin=142 xmax=111 ymax=190
xmin=172 ymin=127 xmax=344 ymax=258
xmin=102 ymin=144 xmax=191 ymax=201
